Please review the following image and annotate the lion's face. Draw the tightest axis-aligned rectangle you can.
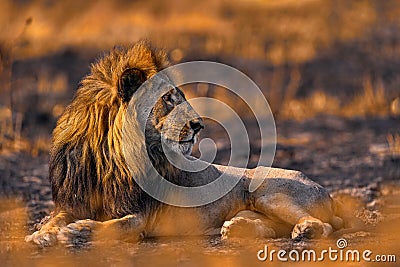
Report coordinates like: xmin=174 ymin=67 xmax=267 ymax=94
xmin=115 ymin=48 xmax=203 ymax=157
xmin=146 ymin=86 xmax=204 ymax=156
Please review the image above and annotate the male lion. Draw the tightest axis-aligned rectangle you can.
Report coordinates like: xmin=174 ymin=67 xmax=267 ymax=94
xmin=26 ymin=41 xmax=343 ymax=247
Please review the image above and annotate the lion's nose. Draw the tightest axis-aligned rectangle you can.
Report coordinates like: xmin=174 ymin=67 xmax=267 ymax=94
xmin=190 ymin=119 xmax=204 ymax=134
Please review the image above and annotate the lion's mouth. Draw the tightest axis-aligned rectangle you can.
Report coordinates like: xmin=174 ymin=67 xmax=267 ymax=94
xmin=178 ymin=134 xmax=197 ymax=144
xmin=179 ymin=139 xmax=194 ymax=144
xmin=162 ymin=135 xmax=197 ymax=155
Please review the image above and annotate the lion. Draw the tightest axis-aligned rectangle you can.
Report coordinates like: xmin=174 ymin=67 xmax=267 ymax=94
xmin=25 ymin=41 xmax=343 ymax=247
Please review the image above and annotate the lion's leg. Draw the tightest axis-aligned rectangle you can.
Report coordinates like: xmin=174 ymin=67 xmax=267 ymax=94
xmin=221 ymin=211 xmax=278 ymax=240
xmin=58 ymin=214 xmax=147 ymax=244
xmin=290 ymin=216 xmax=333 ymax=240
xmin=253 ymin=194 xmax=333 ymax=240
xmin=25 ymin=210 xmax=75 ymax=247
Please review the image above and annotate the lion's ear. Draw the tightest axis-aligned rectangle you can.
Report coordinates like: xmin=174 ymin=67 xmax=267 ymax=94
xmin=118 ymin=68 xmax=146 ymax=102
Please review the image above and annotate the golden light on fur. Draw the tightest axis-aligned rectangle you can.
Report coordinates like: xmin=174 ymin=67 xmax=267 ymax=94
xmin=26 ymin=41 xmax=346 ymax=249
xmin=50 ymin=41 xmax=169 ymax=220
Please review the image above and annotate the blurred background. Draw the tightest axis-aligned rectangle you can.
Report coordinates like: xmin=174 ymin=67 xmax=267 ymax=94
xmin=1 ymin=0 xmax=400 ymax=155
xmin=0 ymin=1 xmax=399 ymax=266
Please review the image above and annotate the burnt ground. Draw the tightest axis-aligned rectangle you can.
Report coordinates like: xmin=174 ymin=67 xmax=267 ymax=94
xmin=0 ymin=114 xmax=399 ymax=266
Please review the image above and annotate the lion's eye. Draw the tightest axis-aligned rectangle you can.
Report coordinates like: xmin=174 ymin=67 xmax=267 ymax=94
xmin=162 ymin=94 xmax=173 ymax=105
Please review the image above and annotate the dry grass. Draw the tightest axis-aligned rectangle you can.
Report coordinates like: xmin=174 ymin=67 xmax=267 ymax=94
xmin=279 ymin=91 xmax=340 ymax=120
xmin=387 ymin=134 xmax=400 ymax=156
xmin=278 ymin=75 xmax=392 ymax=120
xmin=342 ymin=77 xmax=390 ymax=117
xmin=0 ymin=107 xmax=29 ymax=154
xmin=0 ymin=0 xmax=395 ymax=62
xmin=1 ymin=191 xmax=399 ymax=267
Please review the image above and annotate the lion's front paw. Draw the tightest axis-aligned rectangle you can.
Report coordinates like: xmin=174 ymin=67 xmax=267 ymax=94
xmin=291 ymin=217 xmax=332 ymax=240
xmin=57 ymin=219 xmax=101 ymax=245
xmin=25 ymin=228 xmax=59 ymax=247
xmin=221 ymin=217 xmax=276 ymax=240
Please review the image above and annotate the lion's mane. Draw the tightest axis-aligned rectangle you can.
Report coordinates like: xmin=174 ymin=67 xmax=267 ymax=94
xmin=49 ymin=41 xmax=169 ymax=220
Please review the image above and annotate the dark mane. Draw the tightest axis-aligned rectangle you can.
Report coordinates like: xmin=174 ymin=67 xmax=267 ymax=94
xmin=49 ymin=41 xmax=169 ymax=220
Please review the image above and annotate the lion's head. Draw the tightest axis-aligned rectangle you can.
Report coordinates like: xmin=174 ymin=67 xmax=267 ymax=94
xmin=50 ymin=41 xmax=203 ymax=220
xmin=140 ymin=76 xmax=204 ymax=157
